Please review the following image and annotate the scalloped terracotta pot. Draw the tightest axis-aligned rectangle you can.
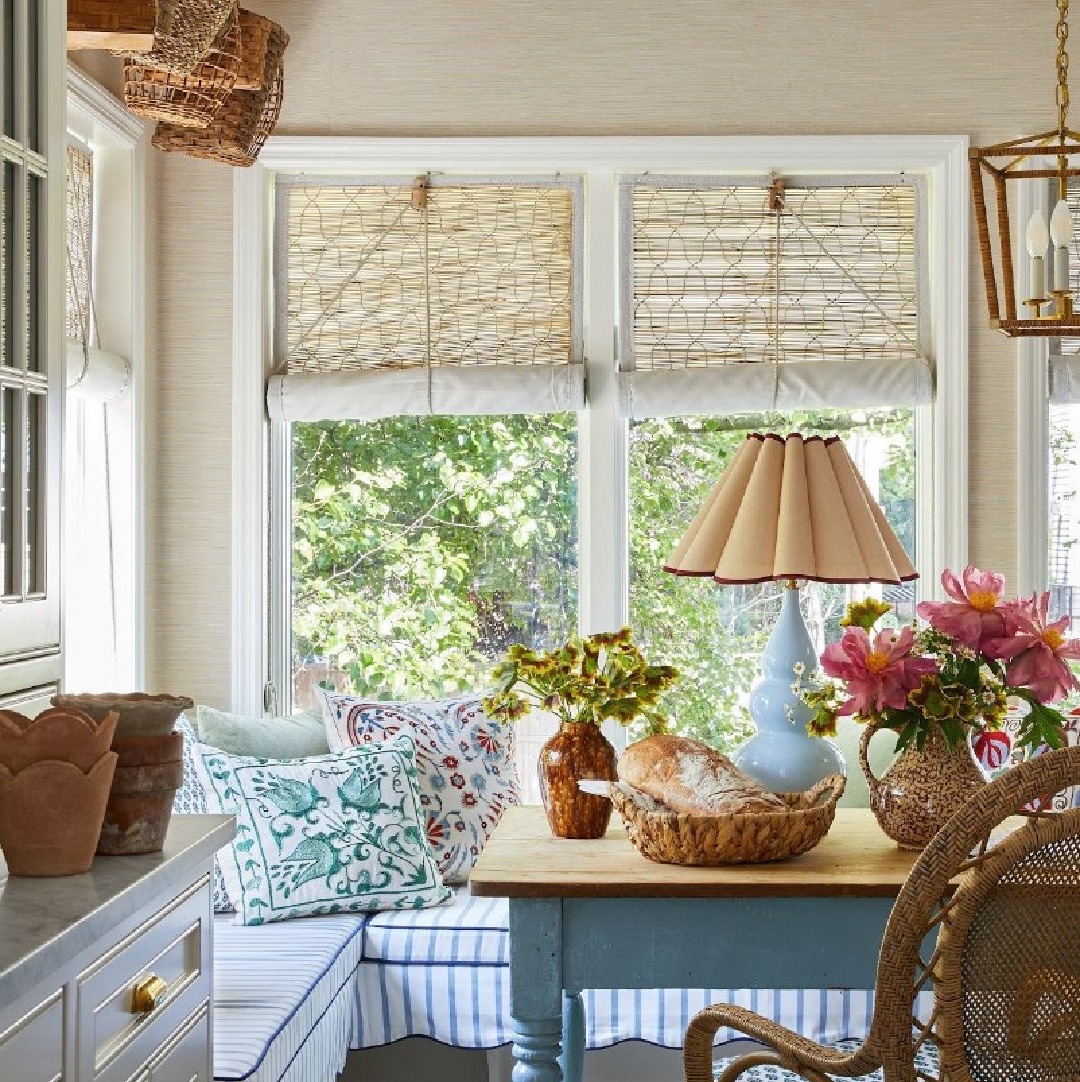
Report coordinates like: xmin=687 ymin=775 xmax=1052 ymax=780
xmin=0 ymin=755 xmax=117 ymax=876
xmin=97 ymin=732 xmax=184 ymax=855
xmin=538 ymin=721 xmax=617 ymax=839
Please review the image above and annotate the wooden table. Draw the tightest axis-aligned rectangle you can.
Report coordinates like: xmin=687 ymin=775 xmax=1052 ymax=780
xmin=470 ymin=806 xmax=922 ymax=1082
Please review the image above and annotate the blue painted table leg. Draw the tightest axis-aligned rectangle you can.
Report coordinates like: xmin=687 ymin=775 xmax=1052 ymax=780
xmin=558 ymin=991 xmax=585 ymax=1082
xmin=510 ymin=899 xmax=564 ymax=1082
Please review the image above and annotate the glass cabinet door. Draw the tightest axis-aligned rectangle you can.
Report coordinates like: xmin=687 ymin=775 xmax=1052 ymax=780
xmin=0 ymin=0 xmax=62 ymax=679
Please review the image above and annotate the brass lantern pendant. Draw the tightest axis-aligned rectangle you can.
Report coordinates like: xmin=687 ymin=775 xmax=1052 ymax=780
xmin=971 ymin=0 xmax=1080 ymax=336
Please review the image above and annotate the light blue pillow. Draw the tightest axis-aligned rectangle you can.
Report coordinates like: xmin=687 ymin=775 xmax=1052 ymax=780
xmin=195 ymin=705 xmax=329 ymax=759
xmin=193 ymin=735 xmax=451 ymax=925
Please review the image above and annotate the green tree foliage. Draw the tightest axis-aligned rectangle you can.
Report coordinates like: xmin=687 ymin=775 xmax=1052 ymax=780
xmin=292 ymin=407 xmax=914 ymax=751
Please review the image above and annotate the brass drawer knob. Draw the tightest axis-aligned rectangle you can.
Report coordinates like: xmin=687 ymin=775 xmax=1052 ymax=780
xmin=132 ymin=974 xmax=168 ymax=1013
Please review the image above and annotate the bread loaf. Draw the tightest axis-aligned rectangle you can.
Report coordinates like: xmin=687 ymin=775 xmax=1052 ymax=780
xmin=617 ymin=734 xmax=786 ymax=815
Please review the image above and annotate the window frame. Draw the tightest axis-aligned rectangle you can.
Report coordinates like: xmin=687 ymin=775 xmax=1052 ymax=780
xmin=234 ymin=136 xmax=970 ymax=718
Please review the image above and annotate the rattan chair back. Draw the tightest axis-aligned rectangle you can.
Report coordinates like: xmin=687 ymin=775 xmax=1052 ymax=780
xmin=865 ymin=744 xmax=1080 ymax=1082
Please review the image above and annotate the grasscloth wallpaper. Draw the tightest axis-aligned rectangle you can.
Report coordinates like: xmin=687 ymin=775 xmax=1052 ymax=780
xmin=83 ymin=1 xmax=1053 ymax=705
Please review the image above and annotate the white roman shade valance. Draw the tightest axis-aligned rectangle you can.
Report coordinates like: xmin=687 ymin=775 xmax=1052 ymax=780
xmin=618 ymin=176 xmax=931 ymax=418
xmin=270 ymin=177 xmax=584 ymax=421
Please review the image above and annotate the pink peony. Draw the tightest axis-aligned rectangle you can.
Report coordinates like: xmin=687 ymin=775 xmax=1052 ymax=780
xmin=986 ymin=592 xmax=1080 ymax=703
xmin=915 ymin=565 xmax=1008 ymax=651
xmin=821 ymin=625 xmax=939 ymax=717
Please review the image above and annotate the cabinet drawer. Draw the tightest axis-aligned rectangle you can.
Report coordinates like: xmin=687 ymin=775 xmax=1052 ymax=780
xmin=0 ymin=989 xmax=64 ymax=1082
xmin=148 ymin=1004 xmax=210 ymax=1082
xmin=78 ymin=877 xmax=210 ymax=1082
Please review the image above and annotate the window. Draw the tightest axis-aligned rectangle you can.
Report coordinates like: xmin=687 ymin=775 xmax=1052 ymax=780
xmin=246 ymin=139 xmax=965 ymax=783
xmin=63 ymin=67 xmax=146 ymax=691
xmin=0 ymin=0 xmax=62 ymax=671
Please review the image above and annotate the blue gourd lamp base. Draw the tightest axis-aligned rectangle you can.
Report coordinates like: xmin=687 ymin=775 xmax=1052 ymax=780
xmin=731 ymin=582 xmax=846 ymax=793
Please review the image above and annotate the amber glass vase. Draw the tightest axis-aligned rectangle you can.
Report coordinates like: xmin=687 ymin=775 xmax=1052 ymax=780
xmin=538 ymin=721 xmax=618 ymax=839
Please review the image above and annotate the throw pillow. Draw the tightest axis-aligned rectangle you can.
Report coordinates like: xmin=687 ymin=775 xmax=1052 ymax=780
xmin=195 ymin=705 xmax=329 ymax=759
xmin=173 ymin=715 xmax=234 ymax=913
xmin=192 ymin=735 xmax=451 ymax=924
xmin=319 ymin=693 xmax=519 ymax=884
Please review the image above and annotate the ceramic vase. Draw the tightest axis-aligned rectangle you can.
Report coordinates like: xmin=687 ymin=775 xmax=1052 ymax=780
xmin=860 ymin=719 xmax=988 ymax=850
xmin=97 ymin=730 xmax=185 ymax=855
xmin=0 ymin=707 xmax=119 ymax=876
xmin=538 ymin=721 xmax=617 ymax=839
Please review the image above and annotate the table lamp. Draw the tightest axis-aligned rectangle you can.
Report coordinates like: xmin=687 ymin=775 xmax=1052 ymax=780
xmin=663 ymin=432 xmax=918 ymax=792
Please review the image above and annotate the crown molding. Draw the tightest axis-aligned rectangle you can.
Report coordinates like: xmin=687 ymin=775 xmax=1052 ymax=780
xmin=67 ymin=61 xmax=147 ymax=147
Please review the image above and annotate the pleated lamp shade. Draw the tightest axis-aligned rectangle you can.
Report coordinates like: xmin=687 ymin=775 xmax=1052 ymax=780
xmin=664 ymin=433 xmax=918 ymax=585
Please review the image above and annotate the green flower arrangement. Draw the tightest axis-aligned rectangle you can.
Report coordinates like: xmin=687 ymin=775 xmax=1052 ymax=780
xmin=482 ymin=627 xmax=679 ymax=732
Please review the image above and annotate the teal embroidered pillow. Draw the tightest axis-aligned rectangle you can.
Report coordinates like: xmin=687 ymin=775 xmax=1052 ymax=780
xmin=192 ymin=736 xmax=451 ymax=924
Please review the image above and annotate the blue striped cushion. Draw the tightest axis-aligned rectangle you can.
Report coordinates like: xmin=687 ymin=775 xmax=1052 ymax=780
xmin=713 ymin=1038 xmax=940 ymax=1080
xmin=362 ymin=887 xmax=508 ymax=965
xmin=213 ymin=915 xmax=366 ymax=1082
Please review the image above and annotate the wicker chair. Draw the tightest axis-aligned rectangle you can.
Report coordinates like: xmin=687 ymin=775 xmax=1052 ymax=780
xmin=683 ymin=744 xmax=1080 ymax=1082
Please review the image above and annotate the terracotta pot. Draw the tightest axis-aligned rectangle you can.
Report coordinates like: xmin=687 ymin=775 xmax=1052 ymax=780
xmin=51 ymin=692 xmax=193 ymax=742
xmin=860 ymin=720 xmax=988 ymax=850
xmin=0 ymin=707 xmax=118 ymax=774
xmin=538 ymin=721 xmax=617 ymax=839
xmin=97 ymin=731 xmax=185 ymax=855
xmin=0 ymin=755 xmax=117 ymax=876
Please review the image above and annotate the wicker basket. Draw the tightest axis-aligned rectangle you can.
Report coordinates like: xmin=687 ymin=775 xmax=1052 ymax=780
xmin=120 ymin=0 xmax=237 ymax=77
xmin=234 ymin=9 xmax=288 ymax=90
xmin=123 ymin=16 xmax=241 ymax=128
xmin=611 ymin=773 xmax=845 ymax=865
xmin=152 ymin=15 xmax=286 ymax=168
xmin=152 ymin=67 xmax=283 ymax=167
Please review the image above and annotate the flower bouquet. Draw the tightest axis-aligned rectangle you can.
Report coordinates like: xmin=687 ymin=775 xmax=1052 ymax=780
xmin=483 ymin=628 xmax=678 ymax=838
xmin=801 ymin=566 xmax=1078 ymax=755
xmin=798 ymin=566 xmax=1080 ymax=847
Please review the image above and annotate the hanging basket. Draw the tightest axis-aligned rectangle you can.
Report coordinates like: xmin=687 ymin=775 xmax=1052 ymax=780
xmin=120 ymin=0 xmax=237 ymax=77
xmin=234 ymin=9 xmax=288 ymax=90
xmin=152 ymin=67 xmax=284 ymax=167
xmin=152 ymin=18 xmax=287 ymax=168
xmin=123 ymin=15 xmax=241 ymax=128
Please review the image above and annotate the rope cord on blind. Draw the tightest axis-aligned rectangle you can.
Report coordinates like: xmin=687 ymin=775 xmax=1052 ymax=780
xmin=269 ymin=176 xmax=584 ymax=421
xmin=617 ymin=174 xmax=932 ymax=418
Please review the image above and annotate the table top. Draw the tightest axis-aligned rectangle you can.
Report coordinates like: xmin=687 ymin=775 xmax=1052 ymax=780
xmin=469 ymin=806 xmax=922 ymax=899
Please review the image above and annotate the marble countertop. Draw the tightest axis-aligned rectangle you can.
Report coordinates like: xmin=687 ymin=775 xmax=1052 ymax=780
xmin=0 ymin=814 xmax=235 ymax=1009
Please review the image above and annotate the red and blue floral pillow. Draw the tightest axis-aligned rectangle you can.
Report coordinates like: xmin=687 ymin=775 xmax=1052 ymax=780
xmin=319 ymin=694 xmax=519 ymax=884
xmin=974 ymin=709 xmax=1080 ymax=811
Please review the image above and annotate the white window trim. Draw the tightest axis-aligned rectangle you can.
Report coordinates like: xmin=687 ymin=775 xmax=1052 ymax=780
xmin=65 ymin=63 xmax=150 ymax=688
xmin=233 ymin=135 xmax=969 ymax=716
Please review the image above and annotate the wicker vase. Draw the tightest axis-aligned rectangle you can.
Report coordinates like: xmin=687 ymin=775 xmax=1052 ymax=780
xmin=860 ymin=720 xmax=988 ymax=850
xmin=538 ymin=721 xmax=617 ymax=839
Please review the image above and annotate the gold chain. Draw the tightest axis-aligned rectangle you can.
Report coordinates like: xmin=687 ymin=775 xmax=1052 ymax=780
xmin=1059 ymin=0 xmax=1071 ymax=136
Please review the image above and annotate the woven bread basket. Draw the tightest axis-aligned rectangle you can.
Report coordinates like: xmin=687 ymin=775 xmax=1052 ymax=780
xmin=234 ymin=10 xmax=288 ymax=90
xmin=611 ymin=773 xmax=845 ymax=865
xmin=123 ymin=16 xmax=241 ymax=127
xmin=152 ymin=18 xmax=287 ymax=167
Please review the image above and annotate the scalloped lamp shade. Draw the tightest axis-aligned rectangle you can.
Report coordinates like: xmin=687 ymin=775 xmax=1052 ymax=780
xmin=663 ymin=432 xmax=917 ymax=586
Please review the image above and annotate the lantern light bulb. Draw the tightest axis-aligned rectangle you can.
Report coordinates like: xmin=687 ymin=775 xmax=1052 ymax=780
xmin=1028 ymin=210 xmax=1050 ymax=258
xmin=1051 ymin=199 xmax=1074 ymax=247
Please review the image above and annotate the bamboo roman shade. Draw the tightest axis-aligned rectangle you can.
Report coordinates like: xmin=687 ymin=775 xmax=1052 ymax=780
xmin=618 ymin=176 xmax=931 ymax=418
xmin=65 ymin=144 xmax=93 ymax=344
xmin=269 ymin=177 xmax=584 ymax=421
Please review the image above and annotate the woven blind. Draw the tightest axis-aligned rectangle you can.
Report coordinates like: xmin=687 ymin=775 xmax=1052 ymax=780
xmin=65 ymin=144 xmax=93 ymax=343
xmin=270 ymin=178 xmax=583 ymax=421
xmin=619 ymin=176 xmax=930 ymax=417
